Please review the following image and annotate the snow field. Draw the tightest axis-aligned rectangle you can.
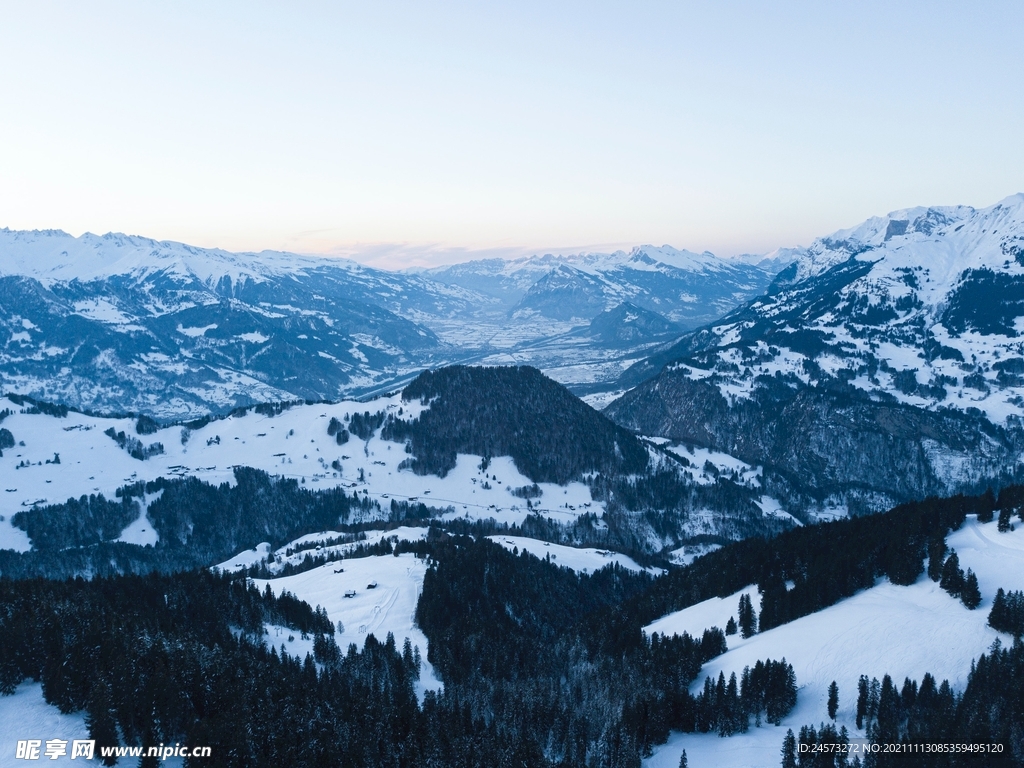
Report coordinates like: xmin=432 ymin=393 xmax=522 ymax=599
xmin=0 ymin=399 xmax=604 ymax=552
xmin=644 ymin=516 xmax=1024 ymax=768
xmin=252 ymin=552 xmax=443 ymax=699
xmin=487 ymin=535 xmax=661 ymax=575
xmin=213 ymin=526 xmax=430 ymax=575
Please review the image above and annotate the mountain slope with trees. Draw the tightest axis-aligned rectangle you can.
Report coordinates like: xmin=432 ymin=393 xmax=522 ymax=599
xmin=607 ymin=196 xmax=1024 ymax=519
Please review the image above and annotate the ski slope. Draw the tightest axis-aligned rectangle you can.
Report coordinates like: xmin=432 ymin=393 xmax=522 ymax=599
xmin=0 ymin=397 xmax=604 ymax=552
xmin=251 ymin=552 xmax=443 ymax=699
xmin=643 ymin=516 xmax=1024 ymax=768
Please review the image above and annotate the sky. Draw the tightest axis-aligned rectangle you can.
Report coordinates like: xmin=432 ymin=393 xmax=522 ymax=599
xmin=0 ymin=1 xmax=1022 ymax=269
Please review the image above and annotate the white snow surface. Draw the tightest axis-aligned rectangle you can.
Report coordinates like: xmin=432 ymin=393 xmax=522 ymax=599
xmin=645 ymin=585 xmax=760 ymax=639
xmin=487 ymin=535 xmax=661 ymax=575
xmin=0 ymin=228 xmax=363 ymax=287
xmin=644 ymin=516 xmax=1024 ymax=768
xmin=252 ymin=552 xmax=443 ymax=699
xmin=214 ymin=526 xmax=431 ymax=576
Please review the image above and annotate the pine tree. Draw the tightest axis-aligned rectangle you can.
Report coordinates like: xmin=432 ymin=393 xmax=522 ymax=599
xmin=989 ymin=588 xmax=1008 ymax=630
xmin=739 ymin=593 xmax=758 ymax=638
xmin=977 ymin=488 xmax=996 ymax=523
xmin=725 ymin=616 xmax=737 ymax=636
xmin=876 ymin=675 xmax=900 ymax=744
xmin=85 ymin=680 xmax=120 ymax=767
xmin=961 ymin=569 xmax=981 ymax=609
xmin=828 ymin=680 xmax=839 ymax=720
xmin=940 ymin=551 xmax=963 ymax=597
xmin=781 ymin=729 xmax=797 ymax=768
xmin=867 ymin=677 xmax=881 ymax=727
xmin=998 ymin=506 xmax=1013 ymax=533
xmin=678 ymin=748 xmax=688 ymax=768
xmin=856 ymin=675 xmax=868 ymax=729
xmin=926 ymin=537 xmax=946 ymax=581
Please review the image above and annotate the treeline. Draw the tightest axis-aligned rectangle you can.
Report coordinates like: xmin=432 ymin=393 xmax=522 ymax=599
xmin=694 ymin=659 xmax=797 ymax=735
xmin=591 ymin=466 xmax=789 ymax=546
xmin=0 ymin=534 xmax=750 ymax=767
xmin=621 ymin=485 xmax=1024 ymax=637
xmin=12 ymin=491 xmax=140 ymax=550
xmin=413 ymin=535 xmax=796 ymax=764
xmin=989 ymin=589 xmax=1024 ymax=637
xmin=102 ymin=426 xmax=164 ymax=460
xmin=380 ymin=365 xmax=649 ymax=483
xmin=830 ymin=644 xmax=1024 ymax=767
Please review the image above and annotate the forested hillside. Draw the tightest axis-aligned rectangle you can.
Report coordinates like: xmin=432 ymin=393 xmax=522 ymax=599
xmin=1 ymin=468 xmax=380 ymax=578
xmin=4 ymin=486 xmax=1024 ymax=766
xmin=382 ymin=365 xmax=650 ymax=483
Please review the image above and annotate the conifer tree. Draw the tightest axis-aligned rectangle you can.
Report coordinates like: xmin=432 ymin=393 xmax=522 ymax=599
xmin=998 ymin=506 xmax=1013 ymax=532
xmin=856 ymin=675 xmax=868 ymax=729
xmin=725 ymin=616 xmax=737 ymax=636
xmin=977 ymin=489 xmax=996 ymax=523
xmin=85 ymin=680 xmax=120 ymax=767
xmin=989 ymin=587 xmax=1008 ymax=629
xmin=926 ymin=537 xmax=946 ymax=581
xmin=827 ymin=680 xmax=839 ymax=720
xmin=781 ymin=729 xmax=797 ymax=768
xmin=961 ymin=569 xmax=981 ymax=609
xmin=678 ymin=749 xmax=688 ymax=768
xmin=940 ymin=551 xmax=963 ymax=597
xmin=738 ymin=593 xmax=758 ymax=638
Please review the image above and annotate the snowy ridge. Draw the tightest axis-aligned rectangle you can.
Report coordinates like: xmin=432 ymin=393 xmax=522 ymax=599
xmin=692 ymin=193 xmax=1024 ymax=422
xmin=0 ymin=227 xmax=363 ymax=287
xmin=607 ymin=193 xmax=1024 ymax=519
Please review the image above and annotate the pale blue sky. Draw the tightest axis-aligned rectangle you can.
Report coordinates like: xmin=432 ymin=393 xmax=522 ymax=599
xmin=0 ymin=1 xmax=1021 ymax=267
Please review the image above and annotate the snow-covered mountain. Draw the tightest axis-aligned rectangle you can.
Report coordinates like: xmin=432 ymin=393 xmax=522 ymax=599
xmin=0 ymin=229 xmax=486 ymax=418
xmin=608 ymin=194 xmax=1024 ymax=517
xmin=0 ymin=230 xmax=784 ymax=417
xmin=423 ymin=245 xmax=779 ymax=327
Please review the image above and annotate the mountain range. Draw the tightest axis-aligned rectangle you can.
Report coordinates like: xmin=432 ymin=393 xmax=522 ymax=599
xmin=0 ymin=230 xmax=779 ymax=417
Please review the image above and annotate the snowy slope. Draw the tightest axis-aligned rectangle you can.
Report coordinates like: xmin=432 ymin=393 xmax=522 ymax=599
xmin=642 ymin=515 xmax=1024 ymax=768
xmin=213 ymin=526 xmax=430 ymax=575
xmin=0 ymin=683 xmax=133 ymax=768
xmin=0 ymin=228 xmax=357 ymax=285
xmin=0 ymin=396 xmax=605 ymax=553
xmin=252 ymin=552 xmax=443 ymax=699
xmin=487 ymin=535 xmax=661 ymax=575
